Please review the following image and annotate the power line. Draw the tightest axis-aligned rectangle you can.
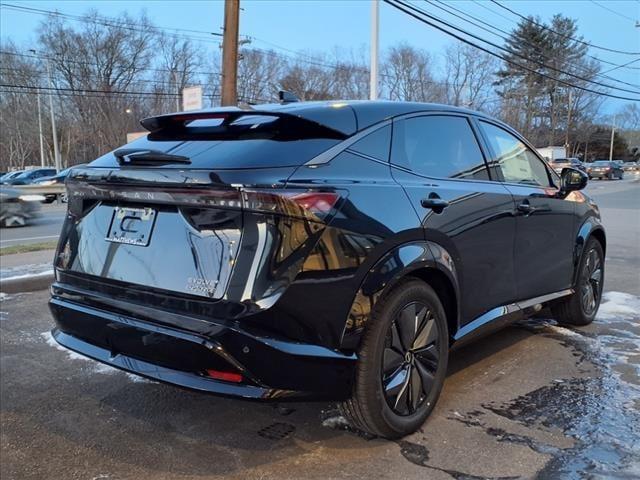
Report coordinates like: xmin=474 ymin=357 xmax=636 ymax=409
xmin=384 ymin=0 xmax=640 ymax=102
xmin=399 ymin=1 xmax=640 ymax=96
xmin=0 ymin=50 xmax=222 ymax=77
xmin=600 ymin=58 xmax=640 ymax=75
xmin=588 ymin=0 xmax=637 ymax=23
xmin=0 ymin=3 xmax=223 ymax=45
xmin=426 ymin=0 xmax=640 ymax=91
xmin=0 ymin=82 xmax=194 ymax=97
xmin=488 ymin=0 xmax=640 ymax=55
xmin=0 ymin=3 xmax=371 ymax=76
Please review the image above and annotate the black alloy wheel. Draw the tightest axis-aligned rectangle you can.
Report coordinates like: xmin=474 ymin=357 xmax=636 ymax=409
xmin=382 ymin=302 xmax=440 ymax=416
xmin=339 ymin=279 xmax=448 ymax=438
xmin=580 ymin=246 xmax=602 ymax=317
xmin=553 ymin=237 xmax=604 ymax=326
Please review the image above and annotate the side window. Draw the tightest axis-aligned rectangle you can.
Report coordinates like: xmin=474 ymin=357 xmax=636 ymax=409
xmin=479 ymin=121 xmax=551 ymax=187
xmin=391 ymin=115 xmax=489 ymax=180
xmin=348 ymin=124 xmax=391 ymax=162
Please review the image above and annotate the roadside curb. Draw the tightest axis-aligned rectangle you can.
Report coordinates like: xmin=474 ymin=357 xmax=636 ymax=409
xmin=0 ymin=273 xmax=53 ymax=294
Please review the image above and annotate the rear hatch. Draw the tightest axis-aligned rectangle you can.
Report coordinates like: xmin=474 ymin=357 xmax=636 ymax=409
xmin=56 ymin=109 xmax=346 ymax=306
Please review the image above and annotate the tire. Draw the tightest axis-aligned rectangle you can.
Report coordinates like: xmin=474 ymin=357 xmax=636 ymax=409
xmin=1 ymin=215 xmax=27 ymax=228
xmin=552 ymin=237 xmax=604 ymax=326
xmin=339 ymin=278 xmax=449 ymax=439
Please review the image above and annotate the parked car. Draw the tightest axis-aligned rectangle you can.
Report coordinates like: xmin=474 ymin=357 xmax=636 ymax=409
xmin=622 ymin=161 xmax=639 ymax=172
xmin=587 ymin=160 xmax=624 ymax=180
xmin=0 ymin=186 xmax=44 ymax=227
xmin=2 ymin=168 xmax=57 ymax=186
xmin=551 ymin=157 xmax=586 ymax=174
xmin=0 ymin=170 xmax=25 ymax=184
xmin=49 ymin=101 xmax=604 ymax=439
xmin=34 ymin=164 xmax=86 ymax=203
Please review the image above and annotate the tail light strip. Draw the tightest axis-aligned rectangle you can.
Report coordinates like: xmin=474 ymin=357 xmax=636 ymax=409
xmin=66 ymin=182 xmax=341 ymax=223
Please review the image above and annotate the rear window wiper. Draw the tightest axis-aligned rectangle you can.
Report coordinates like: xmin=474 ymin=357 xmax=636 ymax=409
xmin=113 ymin=149 xmax=191 ymax=165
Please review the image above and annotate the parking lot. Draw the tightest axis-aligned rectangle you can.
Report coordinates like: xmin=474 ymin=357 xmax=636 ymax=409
xmin=1 ymin=176 xmax=639 ymax=479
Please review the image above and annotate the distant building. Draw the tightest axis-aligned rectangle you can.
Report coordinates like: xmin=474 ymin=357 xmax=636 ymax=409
xmin=537 ymin=146 xmax=567 ymax=161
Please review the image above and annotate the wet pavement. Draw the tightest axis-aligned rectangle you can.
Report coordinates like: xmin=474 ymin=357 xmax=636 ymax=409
xmin=0 ymin=178 xmax=638 ymax=479
xmin=1 ymin=289 xmax=638 ymax=479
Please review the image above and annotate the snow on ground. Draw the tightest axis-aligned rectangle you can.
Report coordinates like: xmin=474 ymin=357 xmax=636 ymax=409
xmin=0 ymin=263 xmax=53 ymax=281
xmin=597 ymin=291 xmax=640 ymax=320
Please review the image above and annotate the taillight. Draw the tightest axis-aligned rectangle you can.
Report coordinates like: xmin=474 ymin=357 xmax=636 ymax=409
xmin=66 ymin=182 xmax=340 ymax=223
xmin=242 ymin=189 xmax=340 ymax=222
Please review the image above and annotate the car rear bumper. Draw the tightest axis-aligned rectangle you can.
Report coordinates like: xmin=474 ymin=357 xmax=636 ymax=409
xmin=49 ymin=288 xmax=356 ymax=400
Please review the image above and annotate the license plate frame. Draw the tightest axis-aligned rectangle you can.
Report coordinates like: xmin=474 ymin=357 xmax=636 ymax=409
xmin=106 ymin=206 xmax=157 ymax=247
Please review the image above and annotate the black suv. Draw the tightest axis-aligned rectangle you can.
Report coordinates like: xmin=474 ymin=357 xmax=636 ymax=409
xmin=49 ymin=101 xmax=604 ymax=438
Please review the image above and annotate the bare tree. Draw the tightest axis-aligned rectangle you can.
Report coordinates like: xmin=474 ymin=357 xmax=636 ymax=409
xmin=0 ymin=42 xmax=42 ymax=170
xmin=38 ymin=10 xmax=155 ymax=158
xmin=443 ymin=43 xmax=498 ymax=110
xmin=381 ymin=44 xmax=444 ymax=102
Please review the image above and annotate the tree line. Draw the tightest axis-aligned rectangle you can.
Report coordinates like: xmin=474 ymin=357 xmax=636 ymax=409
xmin=1 ymin=9 xmax=638 ymax=171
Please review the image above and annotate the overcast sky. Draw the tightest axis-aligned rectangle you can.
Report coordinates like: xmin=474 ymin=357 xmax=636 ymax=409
xmin=1 ymin=0 xmax=638 ymax=113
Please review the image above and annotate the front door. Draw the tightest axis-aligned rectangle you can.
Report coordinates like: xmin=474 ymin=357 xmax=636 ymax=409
xmin=477 ymin=120 xmax=576 ymax=301
xmin=390 ymin=114 xmax=518 ymax=326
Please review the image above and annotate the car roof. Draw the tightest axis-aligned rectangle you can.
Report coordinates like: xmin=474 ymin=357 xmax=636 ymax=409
xmin=163 ymin=100 xmax=498 ymax=136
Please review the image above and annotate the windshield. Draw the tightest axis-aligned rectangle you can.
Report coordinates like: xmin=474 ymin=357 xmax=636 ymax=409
xmin=553 ymin=159 xmax=569 ymax=163
xmin=593 ymin=161 xmax=610 ymax=166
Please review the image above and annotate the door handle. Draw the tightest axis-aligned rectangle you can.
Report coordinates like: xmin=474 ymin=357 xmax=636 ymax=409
xmin=421 ymin=195 xmax=449 ymax=211
xmin=517 ymin=200 xmax=536 ymax=215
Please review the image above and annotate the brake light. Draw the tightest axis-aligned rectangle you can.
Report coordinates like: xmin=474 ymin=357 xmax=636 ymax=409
xmin=205 ymin=369 xmax=243 ymax=383
xmin=242 ymin=189 xmax=340 ymax=222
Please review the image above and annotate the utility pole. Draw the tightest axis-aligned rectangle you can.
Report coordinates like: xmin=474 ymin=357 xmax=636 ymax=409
xmin=172 ymin=70 xmax=180 ymax=111
xmin=29 ymin=50 xmax=46 ymax=167
xmin=221 ymin=0 xmax=240 ymax=106
xmin=370 ymin=0 xmax=379 ymax=100
xmin=46 ymin=60 xmax=61 ymax=172
xmin=36 ymin=87 xmax=45 ymax=167
xmin=609 ymin=115 xmax=616 ymax=161
xmin=565 ymin=89 xmax=572 ymax=152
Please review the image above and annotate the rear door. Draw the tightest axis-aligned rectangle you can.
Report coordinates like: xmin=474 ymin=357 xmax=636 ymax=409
xmin=476 ymin=120 xmax=575 ymax=301
xmin=390 ymin=113 xmax=517 ymax=325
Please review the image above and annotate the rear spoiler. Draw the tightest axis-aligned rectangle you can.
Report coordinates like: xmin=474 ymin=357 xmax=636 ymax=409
xmin=140 ymin=110 xmax=348 ymax=140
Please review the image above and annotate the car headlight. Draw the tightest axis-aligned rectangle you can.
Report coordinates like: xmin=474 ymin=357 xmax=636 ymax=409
xmin=19 ymin=194 xmax=46 ymax=202
xmin=38 ymin=180 xmax=55 ymax=186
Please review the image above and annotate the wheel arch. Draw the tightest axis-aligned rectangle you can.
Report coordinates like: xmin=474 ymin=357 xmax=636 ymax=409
xmin=574 ymin=217 xmax=606 ymax=284
xmin=340 ymin=240 xmax=460 ymax=351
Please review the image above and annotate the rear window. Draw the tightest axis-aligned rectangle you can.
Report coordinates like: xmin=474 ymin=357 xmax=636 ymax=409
xmin=94 ymin=136 xmax=341 ymax=169
xmin=90 ymin=113 xmax=345 ymax=169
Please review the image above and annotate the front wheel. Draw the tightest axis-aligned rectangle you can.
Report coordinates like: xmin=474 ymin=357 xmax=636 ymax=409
xmin=339 ymin=279 xmax=449 ymax=439
xmin=552 ymin=238 xmax=604 ymax=326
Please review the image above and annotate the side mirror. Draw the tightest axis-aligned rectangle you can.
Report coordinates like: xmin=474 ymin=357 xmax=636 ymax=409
xmin=561 ymin=167 xmax=588 ymax=193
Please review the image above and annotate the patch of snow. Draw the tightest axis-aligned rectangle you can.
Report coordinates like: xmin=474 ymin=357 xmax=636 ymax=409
xmin=1 ymin=269 xmax=53 ymax=281
xmin=0 ymin=292 xmax=13 ymax=302
xmin=597 ymin=291 xmax=640 ymax=320
xmin=125 ymin=373 xmax=155 ymax=384
xmin=321 ymin=414 xmax=349 ymax=429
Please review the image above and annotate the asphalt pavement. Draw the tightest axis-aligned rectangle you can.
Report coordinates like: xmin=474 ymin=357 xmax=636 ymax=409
xmin=0 ymin=175 xmax=638 ymax=479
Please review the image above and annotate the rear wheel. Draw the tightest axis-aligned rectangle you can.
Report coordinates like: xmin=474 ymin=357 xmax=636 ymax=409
xmin=339 ymin=279 xmax=449 ymax=439
xmin=0 ymin=215 xmax=27 ymax=228
xmin=552 ymin=237 xmax=604 ymax=326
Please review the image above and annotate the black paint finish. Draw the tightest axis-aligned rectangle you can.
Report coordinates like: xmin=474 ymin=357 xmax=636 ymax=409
xmin=49 ymin=100 xmax=605 ymax=400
